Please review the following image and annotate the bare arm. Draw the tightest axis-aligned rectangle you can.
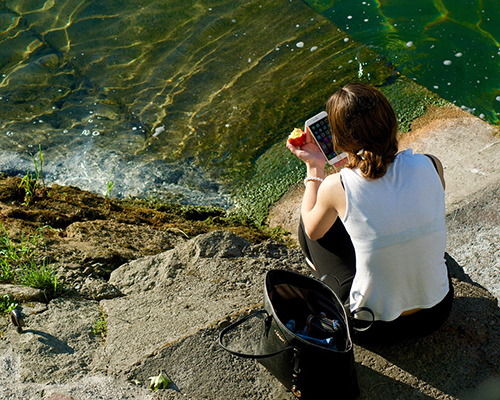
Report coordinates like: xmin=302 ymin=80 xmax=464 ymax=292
xmin=286 ymin=126 xmax=343 ymax=241
xmin=301 ymin=173 xmax=344 ymax=241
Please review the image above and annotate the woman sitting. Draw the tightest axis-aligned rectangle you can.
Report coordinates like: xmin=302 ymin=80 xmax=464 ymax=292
xmin=286 ymin=83 xmax=453 ymax=344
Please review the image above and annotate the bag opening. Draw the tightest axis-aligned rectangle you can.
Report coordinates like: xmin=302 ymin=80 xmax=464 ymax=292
xmin=269 ymin=283 xmax=349 ymax=351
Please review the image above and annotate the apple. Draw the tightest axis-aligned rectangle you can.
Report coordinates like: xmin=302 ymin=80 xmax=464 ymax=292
xmin=288 ymin=128 xmax=306 ymax=147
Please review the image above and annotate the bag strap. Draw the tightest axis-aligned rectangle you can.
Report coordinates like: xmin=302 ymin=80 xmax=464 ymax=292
xmin=424 ymin=154 xmax=439 ymax=172
xmin=218 ymin=310 xmax=295 ymax=359
xmin=319 ymin=274 xmax=341 ymax=296
xmin=348 ymin=307 xmax=375 ymax=332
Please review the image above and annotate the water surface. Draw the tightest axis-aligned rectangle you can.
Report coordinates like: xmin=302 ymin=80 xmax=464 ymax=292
xmin=305 ymin=0 xmax=500 ymax=123
xmin=1 ymin=0 xmax=476 ymax=222
xmin=0 ymin=0 xmax=397 ymax=211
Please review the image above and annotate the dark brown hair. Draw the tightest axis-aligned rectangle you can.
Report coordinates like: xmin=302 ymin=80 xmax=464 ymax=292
xmin=326 ymin=83 xmax=398 ymax=179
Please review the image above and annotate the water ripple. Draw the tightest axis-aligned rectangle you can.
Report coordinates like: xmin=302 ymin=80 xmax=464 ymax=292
xmin=0 ymin=0 xmax=397 ymax=204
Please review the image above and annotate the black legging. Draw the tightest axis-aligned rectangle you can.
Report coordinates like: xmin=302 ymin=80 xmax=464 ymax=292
xmin=298 ymin=217 xmax=356 ymax=303
xmin=298 ymin=217 xmax=454 ymax=344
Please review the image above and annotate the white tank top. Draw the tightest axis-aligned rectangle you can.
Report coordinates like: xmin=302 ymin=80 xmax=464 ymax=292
xmin=340 ymin=149 xmax=449 ymax=321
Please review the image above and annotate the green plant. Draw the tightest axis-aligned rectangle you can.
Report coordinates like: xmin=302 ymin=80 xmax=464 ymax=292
xmin=93 ymin=309 xmax=108 ymax=339
xmin=0 ymin=225 xmax=60 ymax=300
xmin=148 ymin=372 xmax=171 ymax=391
xmin=105 ymin=178 xmax=114 ymax=199
xmin=0 ymin=294 xmax=18 ymax=313
xmin=0 ymin=226 xmax=46 ymax=269
xmin=19 ymin=170 xmax=36 ymax=206
xmin=35 ymin=144 xmax=45 ymax=187
xmin=18 ymin=259 xmax=58 ymax=295
xmin=262 ymin=225 xmax=294 ymax=246
xmin=0 ymin=259 xmax=13 ymax=282
xmin=19 ymin=145 xmax=45 ymax=205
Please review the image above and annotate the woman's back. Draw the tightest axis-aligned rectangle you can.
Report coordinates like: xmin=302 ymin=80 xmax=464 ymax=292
xmin=340 ymin=149 xmax=449 ymax=321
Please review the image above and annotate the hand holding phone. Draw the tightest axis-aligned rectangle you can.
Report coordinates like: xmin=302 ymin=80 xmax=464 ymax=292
xmin=286 ymin=125 xmax=326 ymax=168
xmin=305 ymin=111 xmax=347 ymax=168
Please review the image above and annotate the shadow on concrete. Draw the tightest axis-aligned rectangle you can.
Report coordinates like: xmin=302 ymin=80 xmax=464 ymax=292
xmin=356 ymin=253 xmax=500 ymax=399
xmin=355 ymin=363 xmax=437 ymax=399
xmin=22 ymin=329 xmax=75 ymax=354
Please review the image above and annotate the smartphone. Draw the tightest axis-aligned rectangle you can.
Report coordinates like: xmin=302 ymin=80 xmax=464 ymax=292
xmin=305 ymin=111 xmax=348 ymax=167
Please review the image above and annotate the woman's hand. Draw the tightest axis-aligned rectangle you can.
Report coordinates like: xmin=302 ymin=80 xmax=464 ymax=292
xmin=286 ymin=126 xmax=326 ymax=170
xmin=286 ymin=126 xmax=340 ymax=240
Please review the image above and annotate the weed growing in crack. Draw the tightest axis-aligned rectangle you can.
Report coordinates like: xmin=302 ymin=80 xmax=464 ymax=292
xmin=105 ymin=178 xmax=114 ymax=200
xmin=93 ymin=308 xmax=108 ymax=339
xmin=0 ymin=294 xmax=18 ymax=314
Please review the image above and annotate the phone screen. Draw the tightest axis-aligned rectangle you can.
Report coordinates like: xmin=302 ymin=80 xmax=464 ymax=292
xmin=308 ymin=116 xmax=338 ymax=161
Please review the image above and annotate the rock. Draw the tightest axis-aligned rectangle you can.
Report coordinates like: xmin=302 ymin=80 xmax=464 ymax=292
xmin=0 ymin=284 xmax=47 ymax=303
xmin=79 ymin=277 xmax=122 ymax=301
xmin=446 ymin=185 xmax=500 ymax=299
xmin=127 ymin=325 xmax=292 ymax=400
xmin=0 ymin=224 xmax=499 ymax=400
xmin=93 ymin=230 xmax=305 ymax=374
xmin=0 ymin=298 xmax=101 ymax=383
xmin=44 ymin=394 xmax=77 ymax=400
xmin=19 ymin=302 xmax=48 ymax=317
xmin=0 ymin=230 xmax=306 ymax=399
xmin=126 ymin=275 xmax=500 ymax=400
xmin=55 ymin=220 xmax=185 ymax=274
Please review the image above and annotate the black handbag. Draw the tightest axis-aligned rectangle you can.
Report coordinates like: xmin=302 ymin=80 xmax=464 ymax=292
xmin=218 ymin=269 xmax=362 ymax=399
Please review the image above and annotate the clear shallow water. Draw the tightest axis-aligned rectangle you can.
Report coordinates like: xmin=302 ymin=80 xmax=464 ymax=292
xmin=0 ymin=0 xmax=397 ymax=211
xmin=305 ymin=0 xmax=500 ymax=123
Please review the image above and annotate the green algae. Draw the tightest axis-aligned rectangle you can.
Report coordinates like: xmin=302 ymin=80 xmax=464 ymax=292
xmin=303 ymin=0 xmax=500 ymax=124
xmin=231 ymin=76 xmax=449 ymax=226
xmin=380 ymin=76 xmax=448 ymax=134
xmin=231 ymin=141 xmax=304 ymax=225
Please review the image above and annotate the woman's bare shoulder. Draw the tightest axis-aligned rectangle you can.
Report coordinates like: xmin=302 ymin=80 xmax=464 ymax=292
xmin=323 ymin=172 xmax=343 ymax=190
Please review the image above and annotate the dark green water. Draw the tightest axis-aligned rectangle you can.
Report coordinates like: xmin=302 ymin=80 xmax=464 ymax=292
xmin=305 ymin=0 xmax=500 ymax=123
xmin=0 ymin=0 xmax=491 ymax=222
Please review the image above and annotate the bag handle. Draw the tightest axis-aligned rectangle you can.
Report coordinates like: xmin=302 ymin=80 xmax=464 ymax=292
xmin=319 ymin=274 xmax=342 ymax=297
xmin=218 ymin=310 xmax=295 ymax=359
xmin=349 ymin=307 xmax=375 ymax=332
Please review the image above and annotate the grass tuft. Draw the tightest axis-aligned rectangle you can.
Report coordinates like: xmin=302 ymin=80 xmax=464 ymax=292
xmin=0 ymin=225 xmax=61 ymax=301
xmin=18 ymin=145 xmax=45 ymax=206
xmin=93 ymin=308 xmax=108 ymax=339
